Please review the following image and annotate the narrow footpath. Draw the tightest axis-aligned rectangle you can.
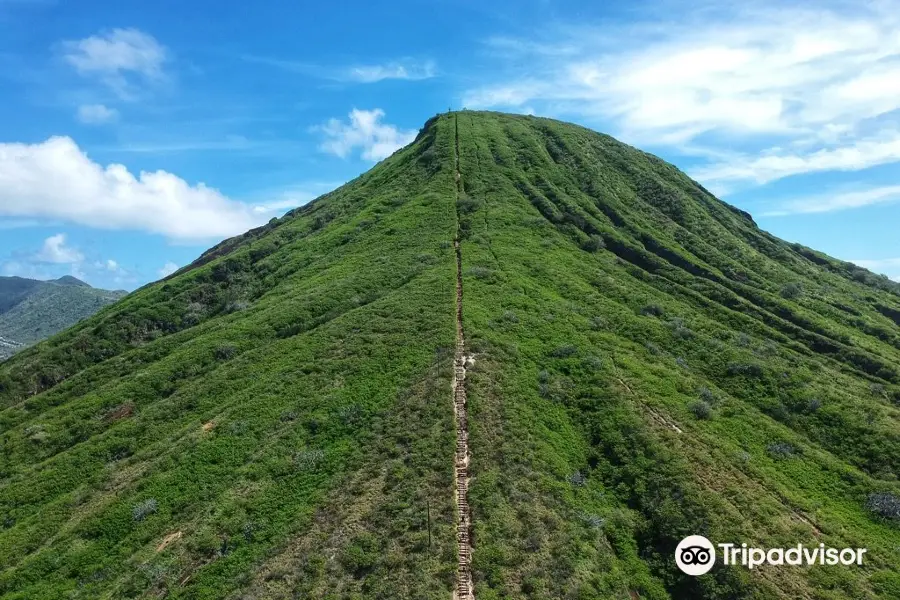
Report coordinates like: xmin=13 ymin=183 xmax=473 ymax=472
xmin=452 ymin=114 xmax=475 ymax=600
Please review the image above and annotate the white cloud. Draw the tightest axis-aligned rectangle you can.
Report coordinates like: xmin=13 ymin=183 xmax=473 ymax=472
xmin=61 ymin=28 xmax=168 ymax=97
xmin=463 ymin=1 xmax=900 ymax=187
xmin=35 ymin=233 xmax=83 ymax=264
xmin=694 ymin=134 xmax=900 ymax=187
xmin=0 ymin=136 xmax=269 ymax=241
xmin=763 ymin=185 xmax=900 ymax=216
xmin=158 ymin=261 xmax=178 ymax=277
xmin=76 ymin=103 xmax=119 ymax=124
xmin=850 ymin=258 xmax=900 ymax=270
xmin=346 ymin=60 xmax=436 ymax=83
xmin=106 ymin=259 xmax=119 ymax=271
xmin=317 ymin=109 xmax=416 ymax=161
xmin=848 ymin=257 xmax=900 ymax=282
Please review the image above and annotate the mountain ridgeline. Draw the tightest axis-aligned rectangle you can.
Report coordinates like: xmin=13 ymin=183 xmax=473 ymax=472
xmin=0 ymin=276 xmax=125 ymax=361
xmin=0 ymin=112 xmax=899 ymax=599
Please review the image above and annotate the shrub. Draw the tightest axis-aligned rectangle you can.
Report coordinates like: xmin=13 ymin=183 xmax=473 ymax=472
xmin=225 ymin=300 xmax=250 ymax=313
xmin=698 ymin=387 xmax=717 ymax=406
xmin=132 ymin=498 xmax=159 ymax=522
xmin=766 ymin=442 xmax=796 ymax=458
xmin=735 ymin=332 xmax=752 ymax=347
xmin=727 ymin=362 xmax=764 ymax=377
xmin=582 ymin=355 xmax=603 ymax=370
xmin=582 ymin=234 xmax=606 ymax=252
xmin=337 ymin=404 xmax=363 ymax=426
xmin=668 ymin=317 xmax=693 ymax=339
xmin=581 ymin=513 xmax=605 ymax=529
xmin=501 ymin=310 xmax=519 ymax=323
xmin=780 ymin=282 xmax=802 ymax=299
xmin=688 ymin=400 xmax=712 ymax=420
xmin=214 ymin=345 xmax=237 ymax=360
xmin=866 ymin=492 xmax=900 ymax=520
xmin=646 ymin=342 xmax=661 ymax=355
xmin=640 ymin=304 xmax=664 ymax=317
xmin=551 ymin=344 xmax=578 ymax=358
xmin=341 ymin=533 xmax=380 ymax=575
xmin=458 ymin=194 xmax=481 ymax=214
xmin=569 ymin=471 xmax=587 ymax=486
xmin=293 ymin=448 xmax=325 ymax=471
xmin=467 ymin=266 xmax=493 ymax=280
xmin=807 ymin=398 xmax=822 ymax=413
xmin=25 ymin=425 xmax=49 ymax=444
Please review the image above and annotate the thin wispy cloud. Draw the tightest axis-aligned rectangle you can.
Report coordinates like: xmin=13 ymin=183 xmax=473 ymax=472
xmin=316 ymin=108 xmax=416 ymax=161
xmin=242 ymin=55 xmax=436 ymax=83
xmin=158 ymin=261 xmax=179 ymax=277
xmin=463 ymin=1 xmax=900 ymax=193
xmin=76 ymin=103 xmax=118 ymax=124
xmin=61 ymin=28 xmax=169 ymax=99
xmin=248 ymin=181 xmax=342 ymax=214
xmin=345 ymin=59 xmax=436 ymax=83
xmin=763 ymin=185 xmax=900 ymax=217
xmin=849 ymin=257 xmax=900 ymax=282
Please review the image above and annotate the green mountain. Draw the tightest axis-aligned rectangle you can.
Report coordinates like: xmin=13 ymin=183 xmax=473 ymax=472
xmin=0 ymin=276 xmax=126 ymax=360
xmin=1 ymin=111 xmax=899 ymax=600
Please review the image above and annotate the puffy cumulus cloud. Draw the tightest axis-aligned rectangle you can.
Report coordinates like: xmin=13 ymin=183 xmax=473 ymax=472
xmin=158 ymin=261 xmax=179 ymax=277
xmin=463 ymin=1 xmax=900 ymax=188
xmin=35 ymin=234 xmax=83 ymax=264
xmin=61 ymin=28 xmax=168 ymax=97
xmin=0 ymin=136 xmax=266 ymax=241
xmin=317 ymin=109 xmax=416 ymax=161
xmin=77 ymin=103 xmax=119 ymax=124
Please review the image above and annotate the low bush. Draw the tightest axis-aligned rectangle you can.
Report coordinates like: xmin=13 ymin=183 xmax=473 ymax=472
xmin=780 ymin=282 xmax=802 ymax=299
xmin=640 ymin=304 xmax=664 ymax=317
xmin=688 ymin=400 xmax=712 ymax=420
xmin=866 ymin=492 xmax=900 ymax=520
xmin=132 ymin=499 xmax=158 ymax=522
xmin=766 ymin=442 xmax=796 ymax=459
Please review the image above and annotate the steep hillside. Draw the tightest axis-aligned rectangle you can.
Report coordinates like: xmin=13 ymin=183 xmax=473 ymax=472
xmin=0 ymin=112 xmax=898 ymax=600
xmin=0 ymin=276 xmax=126 ymax=360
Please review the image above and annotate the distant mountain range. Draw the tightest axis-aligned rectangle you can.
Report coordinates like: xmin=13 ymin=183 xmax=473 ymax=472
xmin=0 ymin=275 xmax=126 ymax=360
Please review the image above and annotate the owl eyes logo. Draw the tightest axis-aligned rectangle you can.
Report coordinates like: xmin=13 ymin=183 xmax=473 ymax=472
xmin=680 ymin=545 xmax=712 ymax=565
xmin=675 ymin=535 xmax=716 ymax=576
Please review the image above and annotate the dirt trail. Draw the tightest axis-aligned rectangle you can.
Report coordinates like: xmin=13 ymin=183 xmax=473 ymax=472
xmin=453 ymin=114 xmax=475 ymax=600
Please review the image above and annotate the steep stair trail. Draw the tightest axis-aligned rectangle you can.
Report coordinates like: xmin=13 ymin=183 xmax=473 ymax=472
xmin=452 ymin=114 xmax=475 ymax=600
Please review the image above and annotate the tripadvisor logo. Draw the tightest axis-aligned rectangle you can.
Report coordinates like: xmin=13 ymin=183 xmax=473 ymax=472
xmin=675 ymin=535 xmax=867 ymax=576
xmin=676 ymin=536 xmax=716 ymax=575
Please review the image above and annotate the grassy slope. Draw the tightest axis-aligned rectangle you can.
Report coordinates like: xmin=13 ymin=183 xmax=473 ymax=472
xmin=0 ymin=111 xmax=898 ymax=600
xmin=0 ymin=120 xmax=460 ymax=599
xmin=455 ymin=111 xmax=900 ymax=599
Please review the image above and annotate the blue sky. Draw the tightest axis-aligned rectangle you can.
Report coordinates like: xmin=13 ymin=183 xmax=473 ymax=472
xmin=2 ymin=0 xmax=900 ymax=290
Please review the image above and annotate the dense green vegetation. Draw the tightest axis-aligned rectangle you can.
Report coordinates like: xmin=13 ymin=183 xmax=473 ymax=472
xmin=0 ymin=276 xmax=125 ymax=360
xmin=0 ymin=111 xmax=898 ymax=599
